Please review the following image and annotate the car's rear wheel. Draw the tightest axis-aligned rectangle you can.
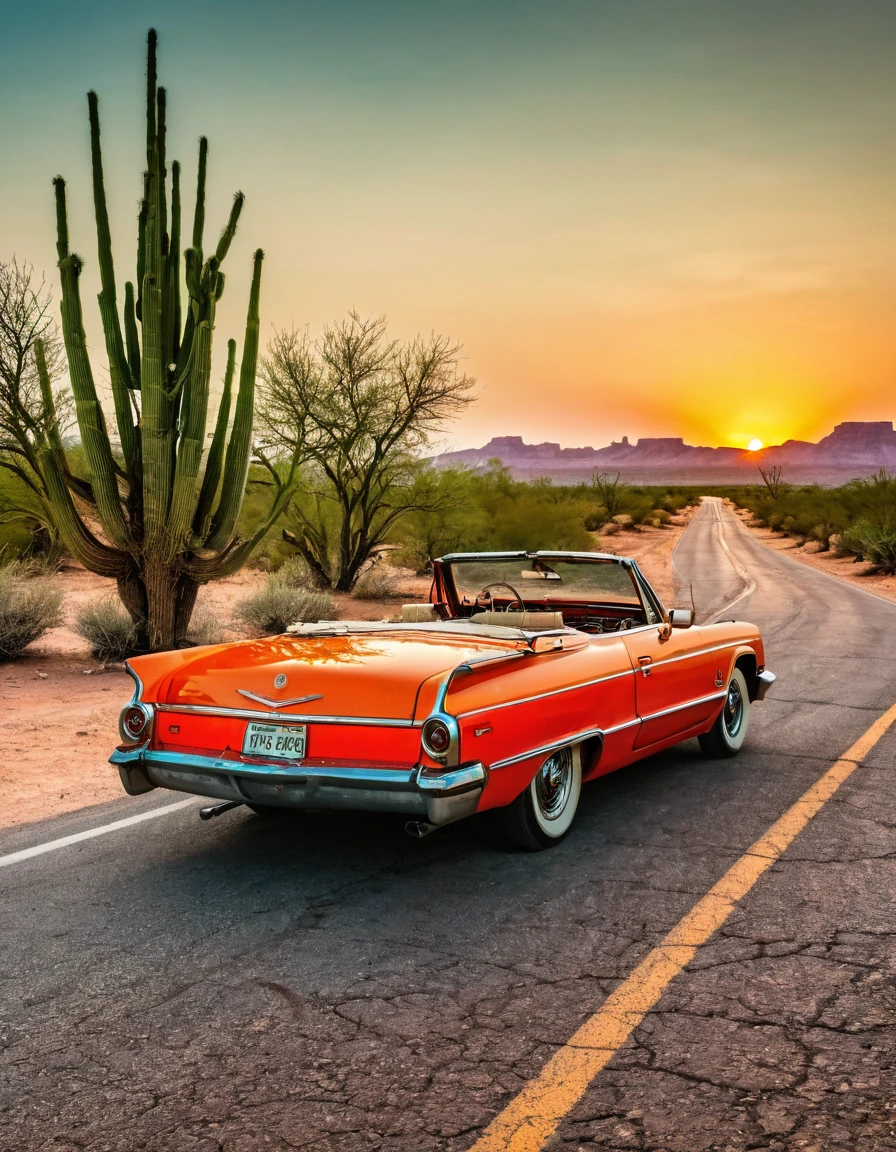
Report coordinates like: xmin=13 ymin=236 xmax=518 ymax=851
xmin=501 ymin=743 xmax=582 ymax=850
xmin=698 ymin=667 xmax=750 ymax=758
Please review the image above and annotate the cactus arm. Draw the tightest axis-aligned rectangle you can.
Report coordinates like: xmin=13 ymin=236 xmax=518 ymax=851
xmin=169 ymin=159 xmax=181 ymax=363
xmin=192 ymin=337 xmax=234 ymax=543
xmin=186 ymin=465 xmax=298 ymax=581
xmin=124 ymin=281 xmax=141 ymax=387
xmin=146 ymin=29 xmax=157 ymax=169
xmin=39 ymin=447 xmax=130 ymax=578
xmin=166 ymin=318 xmax=213 ymax=557
xmin=34 ymin=340 xmax=129 ymax=578
xmin=214 ymin=193 xmax=244 ymax=264
xmin=156 ymin=86 xmax=168 ymax=254
xmin=204 ymin=249 xmax=262 ymax=551
xmin=87 ymin=90 xmax=137 ymax=468
xmin=53 ymin=177 xmax=133 ymax=553
xmin=136 ymin=177 xmax=148 ymax=322
xmin=139 ymin=117 xmax=175 ymax=549
xmin=192 ymin=136 xmax=207 ymax=252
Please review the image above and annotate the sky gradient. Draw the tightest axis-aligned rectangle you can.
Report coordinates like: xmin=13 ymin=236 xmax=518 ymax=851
xmin=2 ymin=0 xmax=896 ymax=452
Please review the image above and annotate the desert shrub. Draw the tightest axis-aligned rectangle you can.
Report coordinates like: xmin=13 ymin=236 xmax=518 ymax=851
xmin=0 ymin=565 xmax=63 ymax=659
xmin=856 ymin=521 xmax=896 ymax=575
xmin=12 ymin=553 xmax=63 ymax=578
xmin=275 ymin=555 xmax=319 ymax=589
xmin=186 ymin=607 xmax=225 ymax=647
xmin=74 ymin=598 xmax=139 ymax=662
xmin=624 ymin=496 xmax=657 ymax=528
xmin=235 ymin=577 xmax=335 ymax=636
xmin=352 ymin=562 xmax=400 ymax=600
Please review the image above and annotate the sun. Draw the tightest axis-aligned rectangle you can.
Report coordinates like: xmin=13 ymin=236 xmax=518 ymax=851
xmin=746 ymin=438 xmax=764 ymax=452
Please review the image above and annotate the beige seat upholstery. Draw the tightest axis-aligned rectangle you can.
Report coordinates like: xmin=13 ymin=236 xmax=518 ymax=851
xmin=469 ymin=610 xmax=564 ymax=631
xmin=401 ymin=603 xmax=439 ymax=623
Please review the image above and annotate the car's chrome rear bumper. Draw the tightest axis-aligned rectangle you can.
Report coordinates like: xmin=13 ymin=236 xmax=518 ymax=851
xmin=110 ymin=746 xmax=486 ymax=826
xmin=755 ymin=669 xmax=776 ymax=700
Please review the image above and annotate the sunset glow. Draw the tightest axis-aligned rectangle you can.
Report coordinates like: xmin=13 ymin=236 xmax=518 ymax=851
xmin=1 ymin=2 xmax=895 ymax=451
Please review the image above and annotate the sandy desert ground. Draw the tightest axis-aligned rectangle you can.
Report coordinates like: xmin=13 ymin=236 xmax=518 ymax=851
xmin=0 ymin=515 xmax=693 ymax=830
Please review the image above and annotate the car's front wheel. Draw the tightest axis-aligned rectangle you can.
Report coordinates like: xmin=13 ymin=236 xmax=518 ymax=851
xmin=501 ymin=743 xmax=582 ymax=850
xmin=699 ymin=667 xmax=750 ymax=758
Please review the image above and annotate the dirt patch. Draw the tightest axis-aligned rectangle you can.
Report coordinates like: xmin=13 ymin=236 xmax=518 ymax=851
xmin=597 ymin=509 xmax=697 ymax=608
xmin=730 ymin=505 xmax=896 ymax=608
xmin=0 ymin=520 xmax=693 ymax=832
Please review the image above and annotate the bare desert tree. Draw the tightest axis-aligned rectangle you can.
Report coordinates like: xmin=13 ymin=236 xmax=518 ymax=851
xmin=260 ymin=313 xmax=476 ymax=590
xmin=0 ymin=259 xmax=71 ymax=550
xmin=591 ymin=470 xmax=628 ymax=522
xmin=758 ymin=463 xmax=785 ymax=498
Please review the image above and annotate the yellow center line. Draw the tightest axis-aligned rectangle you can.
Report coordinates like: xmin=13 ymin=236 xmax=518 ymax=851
xmin=468 ymin=701 xmax=896 ymax=1152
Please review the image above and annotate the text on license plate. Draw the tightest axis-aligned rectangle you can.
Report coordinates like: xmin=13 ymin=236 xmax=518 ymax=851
xmin=242 ymin=721 xmax=306 ymax=760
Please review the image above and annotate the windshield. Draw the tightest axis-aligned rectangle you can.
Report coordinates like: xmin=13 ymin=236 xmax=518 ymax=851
xmin=448 ymin=556 xmax=642 ymax=605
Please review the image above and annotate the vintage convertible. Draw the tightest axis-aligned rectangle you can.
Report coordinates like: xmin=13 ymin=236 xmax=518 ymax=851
xmin=111 ymin=551 xmax=774 ymax=849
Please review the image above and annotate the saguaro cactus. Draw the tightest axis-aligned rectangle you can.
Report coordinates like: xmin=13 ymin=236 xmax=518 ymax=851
xmin=38 ymin=30 xmax=298 ymax=651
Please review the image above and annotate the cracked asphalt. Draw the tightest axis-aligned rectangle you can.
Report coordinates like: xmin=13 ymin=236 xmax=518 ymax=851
xmin=2 ymin=499 xmax=895 ymax=1151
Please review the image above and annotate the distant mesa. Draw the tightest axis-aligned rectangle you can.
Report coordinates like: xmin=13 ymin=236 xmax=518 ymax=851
xmin=432 ymin=422 xmax=896 ymax=485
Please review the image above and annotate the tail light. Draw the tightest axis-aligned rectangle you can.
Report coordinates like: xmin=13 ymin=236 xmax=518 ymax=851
xmin=119 ymin=703 xmax=153 ymax=744
xmin=422 ymin=716 xmax=456 ymax=762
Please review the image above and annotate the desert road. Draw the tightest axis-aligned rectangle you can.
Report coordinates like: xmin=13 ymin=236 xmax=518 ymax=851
xmin=2 ymin=499 xmax=896 ymax=1151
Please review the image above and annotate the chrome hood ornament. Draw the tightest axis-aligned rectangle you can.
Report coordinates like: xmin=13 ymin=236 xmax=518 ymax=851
xmin=236 ymin=690 xmax=323 ymax=709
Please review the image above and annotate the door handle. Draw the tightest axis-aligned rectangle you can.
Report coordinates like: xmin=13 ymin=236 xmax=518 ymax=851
xmin=638 ymin=655 xmax=652 ymax=677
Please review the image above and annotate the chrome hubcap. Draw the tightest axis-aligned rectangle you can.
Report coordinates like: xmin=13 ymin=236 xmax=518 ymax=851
xmin=534 ymin=747 xmax=573 ymax=820
xmin=724 ymin=680 xmax=744 ymax=738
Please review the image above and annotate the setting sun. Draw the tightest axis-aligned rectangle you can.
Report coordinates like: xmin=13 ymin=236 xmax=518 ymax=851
xmin=747 ymin=438 xmax=764 ymax=452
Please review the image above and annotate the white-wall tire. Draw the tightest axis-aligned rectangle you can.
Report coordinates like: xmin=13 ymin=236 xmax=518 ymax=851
xmin=699 ymin=667 xmax=751 ymax=758
xmin=501 ymin=744 xmax=582 ymax=850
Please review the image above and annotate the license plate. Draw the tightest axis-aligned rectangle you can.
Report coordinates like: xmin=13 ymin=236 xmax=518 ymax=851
xmin=242 ymin=721 xmax=306 ymax=760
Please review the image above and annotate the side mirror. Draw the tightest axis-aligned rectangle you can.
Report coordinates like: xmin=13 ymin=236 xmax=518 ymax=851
xmin=669 ymin=608 xmax=695 ymax=629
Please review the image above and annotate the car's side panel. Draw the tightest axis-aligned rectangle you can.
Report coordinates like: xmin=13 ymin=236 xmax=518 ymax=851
xmin=446 ymin=636 xmax=639 ymax=811
xmin=623 ymin=625 xmax=727 ymax=748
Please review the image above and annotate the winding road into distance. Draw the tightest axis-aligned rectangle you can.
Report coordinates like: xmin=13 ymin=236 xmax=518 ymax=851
xmin=2 ymin=499 xmax=896 ymax=1151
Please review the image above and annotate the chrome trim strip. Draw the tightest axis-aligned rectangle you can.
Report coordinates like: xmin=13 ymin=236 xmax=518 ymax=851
xmin=457 ymin=667 xmax=635 ymax=719
xmin=155 ymin=704 xmax=421 ymax=727
xmin=488 ymin=689 xmax=728 ymax=770
xmin=124 ymin=662 xmax=144 ymax=703
xmin=491 ymin=725 xmax=605 ymax=770
xmin=236 ymin=690 xmax=323 ymax=709
xmin=602 ymin=716 xmax=643 ymax=736
xmin=650 ymin=642 xmax=743 ymax=669
xmin=641 ymin=690 xmax=727 ymax=722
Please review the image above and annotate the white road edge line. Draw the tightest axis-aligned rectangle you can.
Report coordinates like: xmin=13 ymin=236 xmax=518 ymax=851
xmin=0 ymin=798 xmax=198 ymax=870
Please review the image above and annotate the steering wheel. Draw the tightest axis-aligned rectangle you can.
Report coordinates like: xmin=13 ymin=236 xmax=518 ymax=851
xmin=477 ymin=581 xmax=526 ymax=612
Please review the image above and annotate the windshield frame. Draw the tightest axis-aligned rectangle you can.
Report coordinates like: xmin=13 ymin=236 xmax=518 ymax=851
xmin=434 ymin=551 xmax=667 ymax=623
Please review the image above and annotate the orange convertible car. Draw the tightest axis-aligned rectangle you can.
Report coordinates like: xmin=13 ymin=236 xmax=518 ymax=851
xmin=111 ymin=551 xmax=774 ymax=849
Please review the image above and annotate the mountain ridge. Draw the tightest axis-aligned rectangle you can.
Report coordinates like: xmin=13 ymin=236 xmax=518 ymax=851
xmin=432 ymin=422 xmax=896 ymax=484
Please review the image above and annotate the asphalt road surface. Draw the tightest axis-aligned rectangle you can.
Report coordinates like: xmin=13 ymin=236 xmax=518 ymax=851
xmin=2 ymin=499 xmax=896 ymax=1152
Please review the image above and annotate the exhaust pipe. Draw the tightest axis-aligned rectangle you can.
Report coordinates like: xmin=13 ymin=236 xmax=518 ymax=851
xmin=404 ymin=820 xmax=438 ymax=839
xmin=199 ymin=800 xmax=244 ymax=821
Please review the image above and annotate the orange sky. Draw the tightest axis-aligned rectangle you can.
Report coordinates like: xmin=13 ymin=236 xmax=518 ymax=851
xmin=2 ymin=1 xmax=896 ymax=451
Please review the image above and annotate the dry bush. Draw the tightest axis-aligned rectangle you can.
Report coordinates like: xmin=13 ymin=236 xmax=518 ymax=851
xmin=234 ymin=578 xmax=335 ymax=636
xmin=186 ymin=607 xmax=225 ymax=647
xmin=74 ymin=598 xmax=138 ymax=662
xmin=0 ymin=565 xmax=63 ymax=659
xmin=352 ymin=563 xmax=399 ymax=600
xmin=275 ymin=555 xmax=318 ymax=589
